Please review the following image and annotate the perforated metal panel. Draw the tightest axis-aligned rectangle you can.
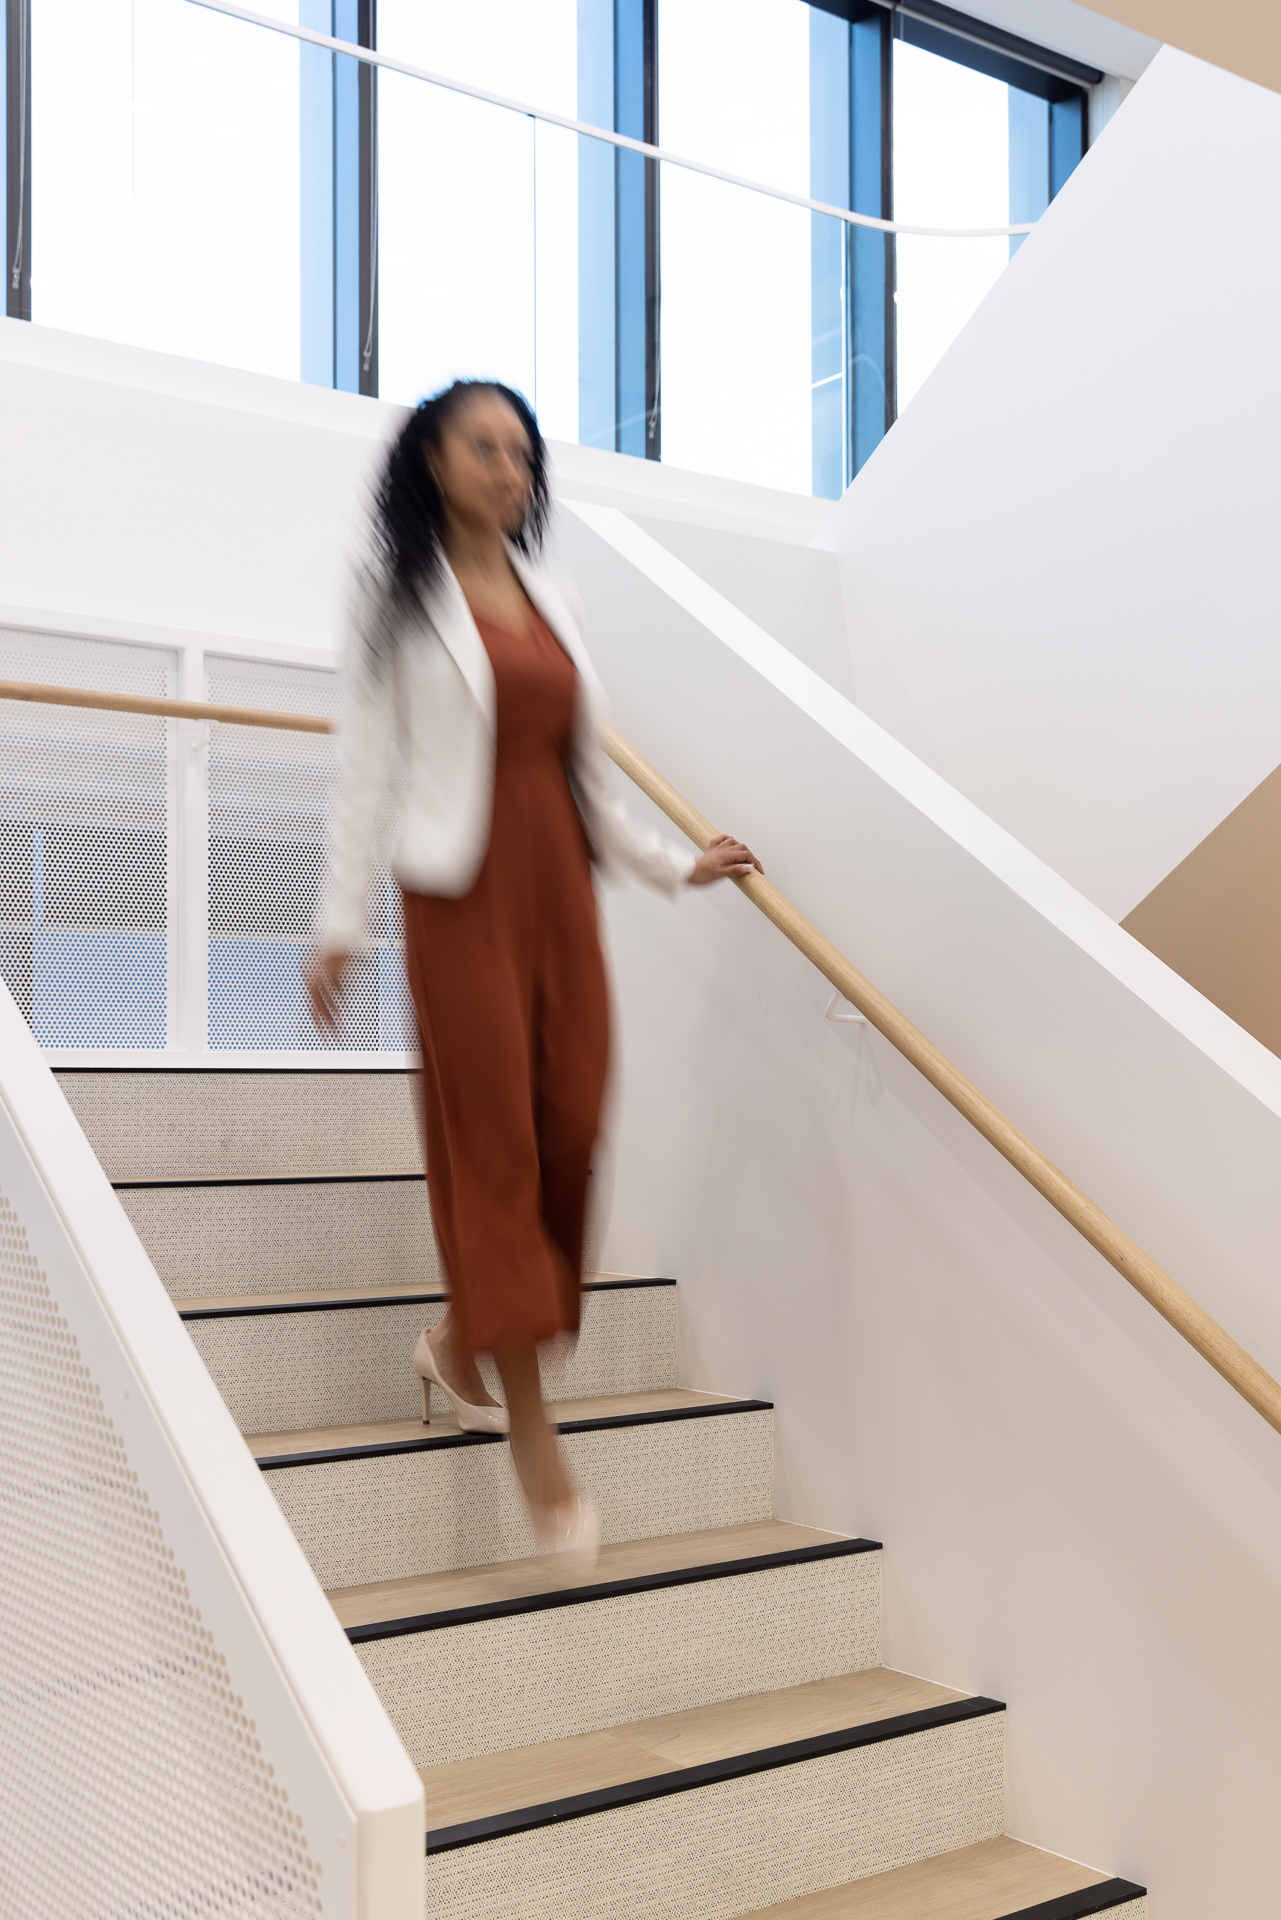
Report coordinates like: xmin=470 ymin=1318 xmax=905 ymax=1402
xmin=0 ymin=632 xmax=175 ymax=1048
xmin=206 ymin=656 xmax=413 ymax=1052
xmin=0 ymin=1174 xmax=327 ymax=1916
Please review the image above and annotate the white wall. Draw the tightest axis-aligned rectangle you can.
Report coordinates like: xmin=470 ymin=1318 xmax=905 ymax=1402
xmin=815 ymin=47 xmax=1281 ymax=921
xmin=563 ymin=507 xmax=1281 ymax=1918
xmin=0 ymin=318 xmax=828 ymax=658
xmin=0 ymin=319 xmax=395 ymax=656
xmin=626 ymin=517 xmax=852 ymax=698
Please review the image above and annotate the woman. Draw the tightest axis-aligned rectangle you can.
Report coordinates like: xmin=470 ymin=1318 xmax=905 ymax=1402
xmin=306 ymin=380 xmax=760 ymax=1574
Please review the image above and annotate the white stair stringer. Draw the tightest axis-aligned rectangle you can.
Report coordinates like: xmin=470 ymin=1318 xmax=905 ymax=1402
xmin=260 ymin=1404 xmax=774 ymax=1587
xmin=354 ymin=1546 xmax=882 ymax=1768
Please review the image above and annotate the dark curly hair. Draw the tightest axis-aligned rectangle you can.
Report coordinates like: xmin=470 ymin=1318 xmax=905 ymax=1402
xmin=365 ymin=379 xmax=550 ymax=665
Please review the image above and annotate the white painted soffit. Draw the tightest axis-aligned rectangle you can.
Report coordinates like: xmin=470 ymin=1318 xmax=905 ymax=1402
xmin=565 ymin=499 xmax=1281 ymax=1126
xmin=912 ymin=0 xmax=1159 ymax=83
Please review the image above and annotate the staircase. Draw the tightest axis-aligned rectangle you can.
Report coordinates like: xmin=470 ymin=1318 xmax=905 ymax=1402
xmin=57 ymin=1066 xmax=1148 ymax=1920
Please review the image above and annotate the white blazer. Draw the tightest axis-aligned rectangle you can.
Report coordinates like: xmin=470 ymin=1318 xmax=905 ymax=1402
xmin=318 ymin=543 xmax=696 ymax=951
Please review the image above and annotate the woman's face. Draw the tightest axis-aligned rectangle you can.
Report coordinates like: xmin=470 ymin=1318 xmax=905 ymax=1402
xmin=428 ymin=390 xmax=534 ymax=538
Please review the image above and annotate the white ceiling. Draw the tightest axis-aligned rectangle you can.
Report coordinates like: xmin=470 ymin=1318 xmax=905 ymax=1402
xmin=938 ymin=0 xmax=1160 ymax=81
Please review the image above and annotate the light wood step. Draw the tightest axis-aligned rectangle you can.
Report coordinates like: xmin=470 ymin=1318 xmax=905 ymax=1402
xmin=330 ymin=1517 xmax=857 ymax=1629
xmin=182 ymin=1281 xmax=437 ymax=1312
xmin=334 ymin=1523 xmax=883 ymax=1769
xmin=750 ymin=1835 xmax=1146 ymax=1918
xmin=419 ymin=1669 xmax=1006 ymax=1920
xmin=421 ymin=1668 xmax=973 ymax=1834
xmin=184 ymin=1277 xmax=676 ymax=1433
xmin=179 ymin=1271 xmax=669 ymax=1316
xmin=116 ymin=1171 xmax=422 ymax=1186
xmin=255 ymin=1391 xmax=775 ymax=1587
xmin=244 ymin=1386 xmax=744 ymax=1463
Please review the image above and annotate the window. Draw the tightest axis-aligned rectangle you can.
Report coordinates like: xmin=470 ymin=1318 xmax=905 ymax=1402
xmin=10 ymin=0 xmax=1100 ymax=497
xmin=30 ymin=0 xmax=302 ymax=378
xmin=891 ymin=6 xmax=1088 ymax=415
xmin=375 ymin=0 xmax=578 ymax=432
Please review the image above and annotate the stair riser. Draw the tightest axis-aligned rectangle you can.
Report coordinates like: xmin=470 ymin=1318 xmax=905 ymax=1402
xmin=360 ymin=1552 xmax=881 ymax=1768
xmin=423 ymin=1714 xmax=1005 ymax=1920
xmin=264 ymin=1409 xmax=773 ymax=1586
xmin=122 ymin=1180 xmax=439 ymax=1300
xmin=55 ymin=1069 xmax=420 ymax=1181
xmin=188 ymin=1286 xmax=677 ymax=1432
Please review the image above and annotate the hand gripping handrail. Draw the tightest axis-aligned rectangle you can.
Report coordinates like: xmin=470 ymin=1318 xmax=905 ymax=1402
xmin=5 ymin=672 xmax=1281 ymax=1439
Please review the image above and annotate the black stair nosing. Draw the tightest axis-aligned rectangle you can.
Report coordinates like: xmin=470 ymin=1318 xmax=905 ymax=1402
xmin=255 ymin=1396 xmax=774 ymax=1471
xmin=998 ymin=1881 xmax=1147 ymax=1920
xmin=423 ymin=1694 xmax=1006 ymax=1855
xmin=183 ymin=1290 xmax=447 ymax=1320
xmin=181 ymin=1275 xmax=676 ymax=1320
xmin=345 ymin=1535 xmax=883 ymax=1642
xmin=55 ymin=1063 xmax=414 ymax=1075
xmin=579 ymin=1276 xmax=679 ymax=1291
xmin=114 ymin=1171 xmax=425 ymax=1190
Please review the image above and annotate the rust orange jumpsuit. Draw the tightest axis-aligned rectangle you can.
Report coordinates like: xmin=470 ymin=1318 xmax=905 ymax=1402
xmin=400 ymin=610 xmax=609 ymax=1362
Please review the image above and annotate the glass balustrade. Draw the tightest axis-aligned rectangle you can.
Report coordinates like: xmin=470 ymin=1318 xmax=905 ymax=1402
xmin=23 ymin=0 xmax=1039 ymax=498
xmin=30 ymin=0 xmax=303 ymax=379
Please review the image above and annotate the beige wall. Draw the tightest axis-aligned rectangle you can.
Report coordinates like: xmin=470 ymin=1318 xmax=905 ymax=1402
xmin=1124 ymin=760 xmax=1281 ymax=1056
xmin=1078 ymin=0 xmax=1281 ymax=93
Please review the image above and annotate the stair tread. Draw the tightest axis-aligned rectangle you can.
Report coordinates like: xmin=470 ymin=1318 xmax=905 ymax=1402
xmin=180 ymin=1271 xmax=667 ymax=1315
xmin=329 ymin=1518 xmax=856 ymax=1628
xmin=419 ymin=1668 xmax=971 ymax=1835
xmin=111 ymin=1169 xmax=422 ymax=1186
xmin=246 ymin=1388 xmax=755 ymax=1460
xmin=181 ymin=1282 xmax=444 ymax=1314
xmin=748 ymin=1836 xmax=1124 ymax=1918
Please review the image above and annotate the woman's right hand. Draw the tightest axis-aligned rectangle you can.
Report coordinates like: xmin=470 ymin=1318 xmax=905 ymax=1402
xmin=688 ymin=833 xmax=764 ymax=885
xmin=305 ymin=948 xmax=349 ymax=1035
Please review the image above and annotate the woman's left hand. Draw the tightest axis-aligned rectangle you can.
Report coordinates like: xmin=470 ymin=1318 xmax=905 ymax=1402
xmin=688 ymin=833 xmax=764 ymax=886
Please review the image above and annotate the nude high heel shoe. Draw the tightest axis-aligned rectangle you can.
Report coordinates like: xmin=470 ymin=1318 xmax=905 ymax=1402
xmin=413 ymin=1328 xmax=510 ymax=1435
xmin=530 ymin=1490 xmax=602 ymax=1582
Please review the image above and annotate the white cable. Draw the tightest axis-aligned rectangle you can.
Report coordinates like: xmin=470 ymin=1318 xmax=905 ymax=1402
xmin=361 ymin=72 xmax=378 ymax=377
xmin=185 ymin=0 xmax=1036 ymax=240
xmin=10 ymin=0 xmax=28 ymax=294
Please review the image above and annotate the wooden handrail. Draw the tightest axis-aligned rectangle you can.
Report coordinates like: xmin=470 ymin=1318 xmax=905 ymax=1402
xmin=607 ymin=730 xmax=1281 ymax=1440
xmin=5 ymin=675 xmax=1280 ymax=1438
xmin=0 ymin=679 xmax=332 ymax=734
